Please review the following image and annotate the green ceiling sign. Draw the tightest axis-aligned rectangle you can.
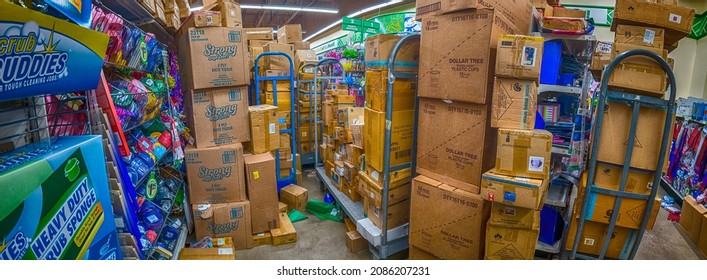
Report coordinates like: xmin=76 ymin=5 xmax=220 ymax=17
xmin=342 ymin=17 xmax=380 ymax=34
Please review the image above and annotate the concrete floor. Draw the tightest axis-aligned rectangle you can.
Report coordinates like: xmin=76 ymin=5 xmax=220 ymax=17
xmin=237 ymin=168 xmax=705 ymax=260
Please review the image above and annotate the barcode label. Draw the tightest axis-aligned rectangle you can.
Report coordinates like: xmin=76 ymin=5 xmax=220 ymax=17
xmin=218 ymin=248 xmax=233 ymax=255
xmin=217 ymin=238 xmax=225 ymax=246
xmin=207 ymin=16 xmax=213 ymax=25
xmin=229 ymin=88 xmax=242 ymax=101
xmin=583 ymin=238 xmax=595 ymax=246
xmin=269 ymin=123 xmax=276 ymax=134
xmin=223 ymin=150 xmax=236 ymax=164
xmin=395 ymin=149 xmax=411 ymax=159
xmin=644 ymin=29 xmax=656 ymax=44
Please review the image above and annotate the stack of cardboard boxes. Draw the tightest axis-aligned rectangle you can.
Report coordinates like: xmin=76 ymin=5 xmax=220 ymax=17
xmin=680 ymin=196 xmax=707 ymax=256
xmin=566 ymin=0 xmax=695 ymax=258
xmin=409 ymin=1 xmax=540 ymax=260
xmin=178 ymin=6 xmax=297 ymax=251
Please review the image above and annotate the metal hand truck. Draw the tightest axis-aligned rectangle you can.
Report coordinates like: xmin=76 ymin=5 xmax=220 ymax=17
xmin=297 ymin=62 xmax=319 ymax=165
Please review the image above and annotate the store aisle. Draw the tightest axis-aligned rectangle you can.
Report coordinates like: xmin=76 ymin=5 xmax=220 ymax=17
xmin=238 ymin=169 xmax=371 ymax=260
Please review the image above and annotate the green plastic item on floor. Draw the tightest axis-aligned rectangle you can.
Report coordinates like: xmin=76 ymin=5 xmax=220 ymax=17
xmin=288 ymin=209 xmax=309 ymax=223
xmin=305 ymin=199 xmax=343 ymax=223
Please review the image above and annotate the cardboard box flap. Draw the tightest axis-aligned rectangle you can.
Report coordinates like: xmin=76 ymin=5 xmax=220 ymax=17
xmin=481 ymin=172 xmax=544 ymax=189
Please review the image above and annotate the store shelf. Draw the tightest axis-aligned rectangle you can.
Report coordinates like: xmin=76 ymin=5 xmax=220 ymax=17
xmin=536 ymin=240 xmax=562 ymax=254
xmin=170 ymin=224 xmax=188 ymax=260
xmin=301 ymin=152 xmax=316 ymax=165
xmin=539 ymin=84 xmax=583 ymax=95
xmin=315 ymin=166 xmax=364 ymax=221
xmin=545 ymin=180 xmax=570 ymax=207
xmin=532 ymin=32 xmax=597 ymax=62
xmin=552 ymin=145 xmax=571 ymax=156
xmin=660 ymin=176 xmax=684 ymax=207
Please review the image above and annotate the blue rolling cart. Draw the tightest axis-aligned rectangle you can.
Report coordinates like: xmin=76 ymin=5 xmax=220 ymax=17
xmin=297 ymin=62 xmax=320 ymax=166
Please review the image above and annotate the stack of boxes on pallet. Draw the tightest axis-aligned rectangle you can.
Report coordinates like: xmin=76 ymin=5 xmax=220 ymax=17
xmin=357 ymin=34 xmax=419 ymax=232
xmin=409 ymin=0 xmax=550 ymax=260
xmin=176 ymin=1 xmax=300 ymax=253
xmin=569 ymin=0 xmax=694 ymax=258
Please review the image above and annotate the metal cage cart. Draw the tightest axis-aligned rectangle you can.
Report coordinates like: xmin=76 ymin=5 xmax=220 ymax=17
xmin=297 ymin=62 xmax=320 ymax=165
xmin=253 ymin=52 xmax=298 ymax=189
xmin=315 ymin=34 xmax=420 ymax=259
xmin=569 ymin=49 xmax=676 ymax=260
xmin=313 ymin=58 xmax=346 ymax=167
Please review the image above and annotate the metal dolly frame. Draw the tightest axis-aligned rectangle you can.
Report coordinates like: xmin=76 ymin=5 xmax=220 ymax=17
xmin=253 ymin=52 xmax=298 ymax=189
xmin=569 ymin=49 xmax=676 ymax=260
xmin=313 ymin=58 xmax=346 ymax=167
xmin=297 ymin=62 xmax=320 ymax=166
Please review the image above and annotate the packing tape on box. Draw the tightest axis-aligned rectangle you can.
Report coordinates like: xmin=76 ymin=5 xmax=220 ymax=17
xmin=509 ymin=36 xmax=543 ymax=79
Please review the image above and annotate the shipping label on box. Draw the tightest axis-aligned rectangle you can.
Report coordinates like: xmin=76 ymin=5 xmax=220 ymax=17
xmin=416 ymin=98 xmax=496 ymax=193
xmin=185 ymin=143 xmax=246 ymax=203
xmin=596 ymin=101 xmax=668 ymax=171
xmin=178 ymin=27 xmax=249 ymax=89
xmin=495 ymin=35 xmax=544 ymax=80
xmin=485 ymin=222 xmax=539 ymax=260
xmin=418 ymin=9 xmax=521 ymax=104
xmin=245 ymin=153 xmax=280 ymax=233
xmin=192 ymin=202 xmax=252 ymax=250
xmin=565 ymin=218 xmax=635 ymax=259
xmin=0 ymin=136 xmax=121 ymax=260
xmin=410 ymin=175 xmax=489 ymax=260
xmin=491 ymin=77 xmax=538 ymax=129
xmin=245 ymin=105 xmax=280 ymax=154
xmin=481 ymin=169 xmax=547 ymax=210
xmin=365 ymin=70 xmax=416 ymax=112
xmin=185 ymin=86 xmax=250 ymax=148
xmin=364 ymin=108 xmax=414 ymax=172
xmin=365 ymin=34 xmax=420 ymax=72
xmin=495 ymin=129 xmax=552 ymax=179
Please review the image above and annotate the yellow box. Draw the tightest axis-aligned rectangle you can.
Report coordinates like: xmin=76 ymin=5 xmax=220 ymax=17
xmin=364 ymin=108 xmax=414 ymax=172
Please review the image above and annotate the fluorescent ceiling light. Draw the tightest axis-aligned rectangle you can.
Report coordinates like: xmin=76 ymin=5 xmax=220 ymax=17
xmin=240 ymin=4 xmax=338 ymax=14
xmin=304 ymin=0 xmax=403 ymax=41
xmin=189 ymin=6 xmax=202 ymax=12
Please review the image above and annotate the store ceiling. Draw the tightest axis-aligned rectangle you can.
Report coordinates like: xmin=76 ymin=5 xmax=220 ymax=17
xmin=237 ymin=0 xmax=389 ymax=37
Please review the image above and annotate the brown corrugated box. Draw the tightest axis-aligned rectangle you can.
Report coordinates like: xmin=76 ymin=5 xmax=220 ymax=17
xmin=551 ymin=7 xmax=587 ymax=18
xmin=489 ymin=202 xmax=540 ymax=229
xmin=203 ymin=0 xmax=242 ymax=28
xmin=416 ymin=98 xmax=496 ymax=193
xmin=277 ymin=24 xmax=303 ymax=43
xmin=698 ymin=214 xmax=707 ymax=255
xmin=184 ymin=86 xmax=250 ymax=148
xmin=491 ymin=77 xmax=538 ymax=129
xmin=410 ymin=175 xmax=490 ymax=260
xmin=364 ymin=34 xmax=420 ymax=72
xmin=365 ymin=70 xmax=416 ymax=112
xmin=481 ymin=169 xmax=548 ymax=210
xmin=177 ymin=26 xmax=249 ymax=89
xmin=495 ymin=35 xmax=544 ymax=80
xmin=608 ymin=43 xmax=669 ymax=97
xmin=590 ymin=41 xmax=613 ymax=81
xmin=593 ymin=162 xmax=654 ymax=195
xmin=264 ymin=43 xmax=295 ymax=72
xmin=271 ymin=212 xmax=297 ymax=245
xmin=295 ymin=49 xmax=317 ymax=69
xmin=245 ymin=105 xmax=280 ymax=154
xmin=418 ymin=9 xmax=521 ymax=104
xmin=359 ymin=171 xmax=411 ymax=208
xmin=680 ymin=196 xmax=707 ymax=242
xmin=414 ymin=0 xmax=532 ymax=32
xmin=345 ymin=231 xmax=368 ymax=253
xmin=366 ymin=198 xmax=410 ymax=230
xmin=565 ymin=219 xmax=633 ymax=259
xmin=280 ymin=184 xmax=309 ymax=211
xmin=245 ymin=27 xmax=274 ymax=40
xmin=364 ymin=108 xmax=414 ymax=173
xmin=292 ymin=41 xmax=311 ymax=50
xmin=251 ymin=232 xmax=273 ymax=247
xmin=495 ymin=129 xmax=552 ymax=179
xmin=615 ymin=24 xmax=665 ymax=48
xmin=612 ymin=0 xmax=695 ymax=46
xmin=485 ymin=219 xmax=539 ymax=260
xmin=245 ymin=153 xmax=280 ymax=233
xmin=409 ymin=246 xmax=442 ymax=260
xmin=179 ymin=237 xmax=237 ymax=260
xmin=192 ymin=202 xmax=253 ymax=249
xmin=185 ymin=143 xmax=246 ymax=203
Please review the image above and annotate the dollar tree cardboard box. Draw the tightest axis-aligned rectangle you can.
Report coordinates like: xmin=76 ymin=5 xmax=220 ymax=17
xmin=178 ymin=26 xmax=249 ymax=89
xmin=414 ymin=0 xmax=532 ymax=32
xmin=184 ymin=86 xmax=250 ymax=148
xmin=0 ymin=136 xmax=121 ymax=260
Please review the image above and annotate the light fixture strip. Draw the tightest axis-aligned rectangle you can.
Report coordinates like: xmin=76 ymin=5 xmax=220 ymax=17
xmin=240 ymin=4 xmax=338 ymax=14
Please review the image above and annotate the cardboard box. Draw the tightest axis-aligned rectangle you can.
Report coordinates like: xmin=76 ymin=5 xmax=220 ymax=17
xmin=367 ymin=198 xmax=410 ymax=230
xmin=177 ymin=0 xmax=190 ymax=19
xmin=593 ymin=162 xmax=654 ymax=195
xmin=565 ymin=219 xmax=634 ymax=259
xmin=414 ymin=0 xmax=532 ymax=32
xmin=359 ymin=171 xmax=411 ymax=208
xmin=351 ymin=125 xmax=364 ymax=151
xmin=277 ymin=24 xmax=303 ymax=43
xmin=608 ymin=43 xmax=669 ymax=96
xmin=595 ymin=101 xmax=668 ymax=171
xmin=697 ymin=214 xmax=707 ymax=255
xmin=410 ymin=175 xmax=490 ymax=259
xmin=345 ymin=218 xmax=357 ymax=232
xmin=292 ymin=41 xmax=310 ymax=50
xmin=165 ymin=12 xmax=181 ymax=32
xmin=680 ymin=196 xmax=707 ymax=242
xmin=418 ymin=9 xmax=521 ymax=104
xmin=264 ymin=43 xmax=295 ymax=72
xmin=612 ymin=0 xmax=695 ymax=46
xmin=138 ymin=0 xmax=157 ymax=14
xmin=365 ymin=70 xmax=416 ymax=112
xmin=278 ymin=201 xmax=288 ymax=213
xmin=552 ymin=7 xmax=586 ymax=18
xmin=481 ymin=169 xmax=548 ymax=210
xmin=346 ymin=231 xmax=368 ymax=253
xmin=364 ymin=108 xmax=414 ymax=172
xmin=178 ymin=26 xmax=248 ymax=89
xmin=184 ymin=86 xmax=250 ymax=148
xmin=495 ymin=129 xmax=552 ymax=179
xmin=365 ymin=34 xmax=420 ymax=72
xmin=245 ymin=105 xmax=280 ymax=154
xmin=615 ymin=25 xmax=665 ymax=49
xmin=542 ymin=17 xmax=587 ymax=32
xmin=485 ymin=221 xmax=539 ymax=260
xmin=271 ymin=212 xmax=297 ymax=245
xmin=252 ymin=232 xmax=273 ymax=247
xmin=489 ymin=202 xmax=540 ymax=229
xmin=181 ymin=11 xmax=222 ymax=30
xmin=491 ymin=77 xmax=538 ymax=129
xmin=249 ymin=39 xmax=275 ymax=48
xmin=245 ymin=27 xmax=274 ymax=40
xmin=409 ymin=246 xmax=442 ymax=260
xmin=295 ymin=49 xmax=318 ymax=69
xmin=185 ymin=143 xmax=246 ymax=203
xmin=590 ymin=41 xmax=613 ymax=81
xmin=179 ymin=242 xmax=237 ymax=260
xmin=204 ymin=0 xmax=242 ymax=28
xmin=495 ymin=35 xmax=544 ymax=80
xmin=192 ymin=202 xmax=252 ymax=249
xmin=578 ymin=184 xmax=661 ymax=230
xmin=416 ymin=98 xmax=495 ymax=193
xmin=280 ymin=184 xmax=309 ymax=211
xmin=244 ymin=153 xmax=280 ymax=233
xmin=153 ymin=1 xmax=167 ymax=26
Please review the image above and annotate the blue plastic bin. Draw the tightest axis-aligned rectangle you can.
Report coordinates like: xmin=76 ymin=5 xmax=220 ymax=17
xmin=539 ymin=205 xmax=564 ymax=245
xmin=558 ymin=73 xmax=575 ymax=86
xmin=540 ymin=41 xmax=563 ymax=85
